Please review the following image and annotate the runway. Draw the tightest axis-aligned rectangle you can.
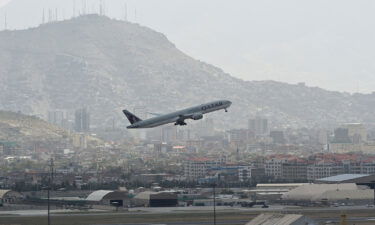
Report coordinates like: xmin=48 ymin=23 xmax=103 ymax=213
xmin=1 ymin=205 xmax=375 ymax=225
xmin=94 ymin=217 xmax=375 ymax=225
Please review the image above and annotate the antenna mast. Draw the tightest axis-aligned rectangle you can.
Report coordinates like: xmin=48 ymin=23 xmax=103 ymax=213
xmin=42 ymin=8 xmax=45 ymax=24
xmin=124 ymin=2 xmax=128 ymax=21
xmin=73 ymin=0 xmax=76 ymax=17
xmin=4 ymin=13 xmax=7 ymax=30
xmin=134 ymin=8 xmax=137 ymax=22
xmin=99 ymin=0 xmax=103 ymax=15
xmin=48 ymin=9 xmax=52 ymax=23
xmin=103 ymin=0 xmax=106 ymax=16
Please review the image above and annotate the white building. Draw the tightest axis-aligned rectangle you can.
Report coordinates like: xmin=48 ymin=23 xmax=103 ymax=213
xmin=265 ymin=158 xmax=288 ymax=179
xmin=307 ymin=160 xmax=343 ymax=181
xmin=238 ymin=166 xmax=265 ymax=182
xmin=184 ymin=157 xmax=223 ymax=181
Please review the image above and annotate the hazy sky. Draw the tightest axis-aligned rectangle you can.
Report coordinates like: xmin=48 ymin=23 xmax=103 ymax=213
xmin=1 ymin=0 xmax=375 ymax=93
xmin=0 ymin=0 xmax=11 ymax=7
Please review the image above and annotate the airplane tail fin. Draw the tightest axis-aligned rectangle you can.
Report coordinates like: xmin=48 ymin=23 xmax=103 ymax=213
xmin=122 ymin=110 xmax=142 ymax=124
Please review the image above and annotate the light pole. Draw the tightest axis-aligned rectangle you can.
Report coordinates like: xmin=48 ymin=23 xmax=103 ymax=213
xmin=47 ymin=184 xmax=50 ymax=225
xmin=212 ymin=182 xmax=216 ymax=225
xmin=47 ymin=158 xmax=54 ymax=225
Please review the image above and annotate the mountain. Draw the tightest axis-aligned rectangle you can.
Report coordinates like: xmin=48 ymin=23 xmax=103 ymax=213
xmin=0 ymin=15 xmax=374 ymax=129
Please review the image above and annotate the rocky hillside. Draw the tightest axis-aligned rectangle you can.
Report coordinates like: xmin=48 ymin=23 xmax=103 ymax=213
xmin=0 ymin=111 xmax=69 ymax=144
xmin=0 ymin=15 xmax=374 ymax=129
xmin=0 ymin=111 xmax=102 ymax=148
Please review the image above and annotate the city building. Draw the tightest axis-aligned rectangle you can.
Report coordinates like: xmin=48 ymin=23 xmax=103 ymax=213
xmin=270 ymin=131 xmax=285 ymax=144
xmin=332 ymin=128 xmax=351 ymax=143
xmin=162 ymin=126 xmax=177 ymax=143
xmin=307 ymin=160 xmax=343 ymax=181
xmin=329 ymin=124 xmax=368 ymax=153
xmin=281 ymin=159 xmax=308 ymax=182
xmin=344 ymin=123 xmax=367 ymax=143
xmin=74 ymin=108 xmax=90 ymax=132
xmin=184 ymin=157 xmax=224 ymax=181
xmin=0 ymin=142 xmax=17 ymax=155
xmin=196 ymin=118 xmax=215 ymax=137
xmin=316 ymin=129 xmax=328 ymax=145
xmin=264 ymin=156 xmax=289 ymax=179
xmin=248 ymin=117 xmax=268 ymax=136
xmin=238 ymin=166 xmax=265 ymax=182
xmin=360 ymin=160 xmax=375 ymax=174
xmin=227 ymin=129 xmax=251 ymax=144
xmin=47 ymin=110 xmax=66 ymax=127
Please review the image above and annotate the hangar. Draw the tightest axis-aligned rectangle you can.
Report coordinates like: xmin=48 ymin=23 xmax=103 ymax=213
xmin=0 ymin=190 xmax=23 ymax=204
xmin=133 ymin=191 xmax=178 ymax=207
xmin=281 ymin=183 xmax=373 ymax=205
xmin=315 ymin=174 xmax=375 ymax=188
xmin=86 ymin=190 xmax=130 ymax=207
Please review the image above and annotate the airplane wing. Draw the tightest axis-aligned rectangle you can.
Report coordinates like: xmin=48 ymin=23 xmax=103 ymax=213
xmin=147 ymin=112 xmax=163 ymax=117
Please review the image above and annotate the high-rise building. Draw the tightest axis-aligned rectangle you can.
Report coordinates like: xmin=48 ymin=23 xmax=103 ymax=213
xmin=248 ymin=117 xmax=268 ymax=135
xmin=270 ymin=130 xmax=285 ymax=144
xmin=162 ymin=126 xmax=177 ymax=143
xmin=332 ymin=124 xmax=367 ymax=144
xmin=344 ymin=123 xmax=367 ymax=143
xmin=317 ymin=129 xmax=329 ymax=145
xmin=47 ymin=110 xmax=65 ymax=127
xmin=176 ymin=129 xmax=192 ymax=141
xmin=332 ymin=128 xmax=351 ymax=143
xmin=74 ymin=108 xmax=90 ymax=132
xmin=195 ymin=118 xmax=215 ymax=137
xmin=0 ymin=142 xmax=17 ymax=155
xmin=227 ymin=129 xmax=250 ymax=143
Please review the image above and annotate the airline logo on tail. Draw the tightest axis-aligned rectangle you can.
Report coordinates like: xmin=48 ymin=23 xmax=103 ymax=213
xmin=122 ymin=110 xmax=142 ymax=124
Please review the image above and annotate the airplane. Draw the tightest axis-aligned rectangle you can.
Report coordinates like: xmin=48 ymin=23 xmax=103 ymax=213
xmin=123 ymin=100 xmax=232 ymax=129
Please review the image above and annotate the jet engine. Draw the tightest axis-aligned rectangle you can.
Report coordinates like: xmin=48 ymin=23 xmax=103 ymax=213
xmin=191 ymin=113 xmax=203 ymax=120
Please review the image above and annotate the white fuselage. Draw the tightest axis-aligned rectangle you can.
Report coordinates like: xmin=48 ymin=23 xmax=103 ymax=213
xmin=127 ymin=100 xmax=231 ymax=128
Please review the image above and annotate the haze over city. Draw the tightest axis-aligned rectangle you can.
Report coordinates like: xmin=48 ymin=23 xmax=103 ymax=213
xmin=1 ymin=1 xmax=375 ymax=225
xmin=1 ymin=0 xmax=375 ymax=93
